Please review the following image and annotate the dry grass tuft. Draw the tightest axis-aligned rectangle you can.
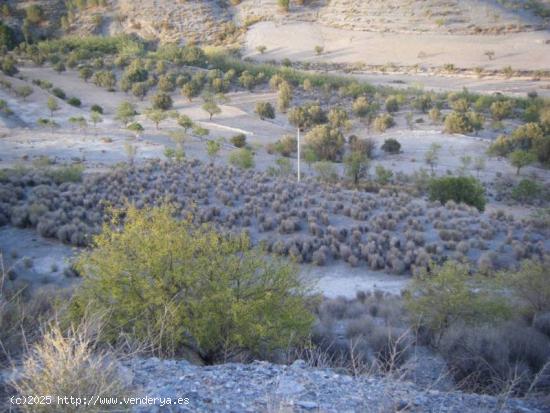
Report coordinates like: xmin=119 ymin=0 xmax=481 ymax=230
xmin=11 ymin=322 xmax=130 ymax=413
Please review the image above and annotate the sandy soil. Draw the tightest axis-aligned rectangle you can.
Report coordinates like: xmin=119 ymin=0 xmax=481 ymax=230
xmin=1 ymin=66 xmax=292 ymax=171
xmin=245 ymin=21 xmax=550 ymax=70
xmin=0 ymin=227 xmax=75 ymax=288
xmin=245 ymin=21 xmax=550 ymax=96
xmin=303 ymin=263 xmax=408 ymax=298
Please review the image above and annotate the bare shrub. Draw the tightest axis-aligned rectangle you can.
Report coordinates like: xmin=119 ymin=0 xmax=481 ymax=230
xmin=440 ymin=321 xmax=550 ymax=395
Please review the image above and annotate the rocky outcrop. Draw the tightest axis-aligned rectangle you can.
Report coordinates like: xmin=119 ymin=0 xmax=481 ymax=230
xmin=126 ymin=357 xmax=544 ymax=412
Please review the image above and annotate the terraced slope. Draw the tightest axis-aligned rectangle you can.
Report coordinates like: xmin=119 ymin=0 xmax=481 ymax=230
xmin=236 ymin=0 xmax=549 ymax=34
xmin=113 ymin=0 xmax=235 ymax=44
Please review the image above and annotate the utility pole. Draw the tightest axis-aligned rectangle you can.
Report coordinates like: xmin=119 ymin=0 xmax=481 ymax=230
xmin=297 ymin=127 xmax=301 ymax=182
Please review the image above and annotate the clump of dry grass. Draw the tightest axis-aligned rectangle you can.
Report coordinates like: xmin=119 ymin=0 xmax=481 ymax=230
xmin=11 ymin=322 xmax=130 ymax=413
xmin=0 ymin=255 xmax=60 ymax=366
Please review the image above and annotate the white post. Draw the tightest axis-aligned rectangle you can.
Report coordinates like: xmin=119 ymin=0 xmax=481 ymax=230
xmin=297 ymin=127 xmax=301 ymax=182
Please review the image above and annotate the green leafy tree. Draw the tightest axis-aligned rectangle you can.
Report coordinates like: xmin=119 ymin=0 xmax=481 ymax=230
xmin=304 ymin=125 xmax=345 ymax=162
xmin=181 ymin=81 xmax=201 ymax=102
xmin=424 ymin=143 xmax=442 ymax=174
xmin=508 ymin=150 xmax=536 ymax=175
xmin=344 ymin=151 xmax=370 ymax=186
xmin=428 ymin=175 xmax=486 ymax=211
xmin=277 ymin=81 xmax=292 ymax=113
xmin=115 ymin=102 xmax=136 ymax=126
xmin=127 ymin=122 xmax=144 ymax=138
xmin=46 ymin=97 xmax=59 ymax=118
xmin=15 ymin=85 xmax=33 ymax=101
xmin=145 ymin=108 xmax=169 ymax=129
xmin=177 ymin=114 xmax=194 ymax=133
xmin=90 ymin=111 xmax=102 ymax=135
xmin=131 ymin=82 xmax=149 ymax=101
xmin=499 ymin=258 xmax=550 ymax=316
xmin=206 ymin=140 xmax=221 ymax=163
xmin=202 ymin=101 xmax=221 ymax=120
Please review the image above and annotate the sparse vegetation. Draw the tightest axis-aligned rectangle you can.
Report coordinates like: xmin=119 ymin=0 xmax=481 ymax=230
xmin=1 ymin=19 xmax=549 ymax=408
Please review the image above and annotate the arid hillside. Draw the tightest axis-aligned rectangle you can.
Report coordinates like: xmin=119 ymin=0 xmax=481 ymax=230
xmin=5 ymin=0 xmax=549 ymax=41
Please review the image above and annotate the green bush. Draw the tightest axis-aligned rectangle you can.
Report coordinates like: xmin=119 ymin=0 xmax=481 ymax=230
xmin=46 ymin=164 xmax=85 ymax=184
xmin=67 ymin=97 xmax=81 ymax=107
xmin=349 ymin=96 xmax=368 ymax=118
xmin=314 ymin=161 xmax=339 ymax=183
xmin=51 ymin=87 xmax=66 ymax=100
xmin=444 ymin=111 xmax=472 ymax=134
xmin=1 ymin=57 xmax=18 ymax=76
xmin=428 ymin=176 xmax=486 ymax=211
xmin=278 ymin=0 xmax=290 ymax=12
xmin=229 ymin=148 xmax=254 ymax=169
xmin=91 ymin=104 xmax=103 ymax=114
xmin=0 ymin=22 xmax=16 ymax=51
xmin=255 ymin=101 xmax=275 ymax=120
xmin=490 ymin=100 xmax=514 ymax=121
xmin=499 ymin=257 xmax=550 ymax=315
xmin=230 ymin=133 xmax=247 ymax=148
xmin=381 ymin=138 xmax=401 ymax=154
xmin=92 ymin=70 xmax=116 ymax=90
xmin=288 ymin=104 xmax=327 ymax=130
xmin=54 ymin=62 xmax=66 ymax=73
xmin=385 ymin=96 xmax=399 ymax=113
xmin=152 ymin=93 xmax=173 ymax=111
xmin=304 ymin=125 xmax=345 ymax=161
xmin=412 ymin=95 xmax=432 ymax=113
xmin=406 ymin=261 xmax=511 ymax=340
xmin=375 ymin=165 xmax=393 ymax=185
xmin=269 ymin=135 xmax=296 ymax=157
xmin=373 ymin=113 xmax=394 ymax=132
xmin=70 ymin=205 xmax=313 ymax=360
xmin=511 ymin=122 xmax=544 ymax=151
xmin=511 ymin=179 xmax=542 ymax=203
xmin=25 ymin=5 xmax=43 ymax=24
